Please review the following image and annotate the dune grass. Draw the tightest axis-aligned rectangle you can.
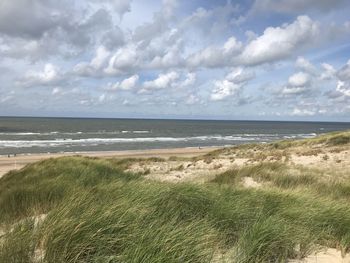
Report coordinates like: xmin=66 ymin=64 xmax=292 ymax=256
xmin=0 ymin=131 xmax=350 ymax=262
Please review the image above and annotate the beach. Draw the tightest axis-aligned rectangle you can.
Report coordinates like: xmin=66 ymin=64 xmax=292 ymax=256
xmin=0 ymin=146 xmax=220 ymax=178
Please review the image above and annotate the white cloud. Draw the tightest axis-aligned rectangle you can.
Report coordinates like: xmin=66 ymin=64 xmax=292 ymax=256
xmin=288 ymin=72 xmax=310 ymax=87
xmin=180 ymin=73 xmax=196 ymax=87
xmin=104 ymin=44 xmax=138 ymax=75
xmin=148 ymin=39 xmax=185 ymax=69
xmin=320 ymin=63 xmax=336 ymax=80
xmin=19 ymin=63 xmax=62 ymax=87
xmin=290 ymin=108 xmax=316 ymax=116
xmin=210 ymin=80 xmax=240 ymax=101
xmin=210 ymin=68 xmax=254 ymax=101
xmin=91 ymin=46 xmax=111 ymax=69
xmin=74 ymin=46 xmax=110 ymax=76
xmin=186 ymin=36 xmax=242 ymax=68
xmin=143 ymin=71 xmax=180 ymax=90
xmin=52 ymin=87 xmax=62 ymax=95
xmin=239 ymin=16 xmax=319 ymax=65
xmin=295 ymin=56 xmax=317 ymax=74
xmin=223 ymin=37 xmax=242 ymax=54
xmin=226 ymin=67 xmax=255 ymax=83
xmin=107 ymin=75 xmax=139 ymax=91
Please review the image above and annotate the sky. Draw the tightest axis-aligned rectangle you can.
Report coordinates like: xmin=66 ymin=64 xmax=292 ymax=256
xmin=0 ymin=0 xmax=350 ymax=121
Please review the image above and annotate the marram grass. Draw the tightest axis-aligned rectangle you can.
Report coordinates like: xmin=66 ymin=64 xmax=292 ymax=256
xmin=0 ymin=130 xmax=349 ymax=263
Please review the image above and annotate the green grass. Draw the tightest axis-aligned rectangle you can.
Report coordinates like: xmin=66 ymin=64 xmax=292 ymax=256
xmin=0 ymin=135 xmax=350 ymax=263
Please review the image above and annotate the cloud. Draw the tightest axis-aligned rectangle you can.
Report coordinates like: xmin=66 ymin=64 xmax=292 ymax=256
xmin=252 ymin=0 xmax=347 ymax=14
xmin=295 ymin=56 xmax=317 ymax=74
xmin=320 ymin=63 xmax=336 ymax=80
xmin=185 ymin=94 xmax=201 ymax=105
xmin=148 ymin=37 xmax=185 ymax=69
xmin=239 ymin=16 xmax=319 ymax=66
xmin=288 ymin=72 xmax=310 ymax=87
xmin=226 ymin=67 xmax=255 ymax=83
xmin=110 ymin=0 xmax=132 ymax=18
xmin=210 ymin=80 xmax=241 ymax=101
xmin=104 ymin=44 xmax=139 ymax=76
xmin=210 ymin=68 xmax=254 ymax=101
xmin=187 ymin=37 xmax=242 ymax=68
xmin=74 ymin=46 xmax=110 ymax=77
xmin=101 ymin=27 xmax=125 ymax=50
xmin=143 ymin=71 xmax=180 ymax=90
xmin=290 ymin=108 xmax=316 ymax=116
xmin=325 ymin=60 xmax=350 ymax=103
xmin=279 ymin=70 xmax=315 ymax=96
xmin=88 ymin=0 xmax=132 ymax=18
xmin=107 ymin=75 xmax=139 ymax=91
xmin=18 ymin=63 xmax=62 ymax=87
xmin=337 ymin=60 xmax=350 ymax=81
xmin=0 ymin=0 xmax=68 ymax=39
xmin=0 ymin=4 xmax=117 ymax=60
xmin=181 ymin=73 xmax=196 ymax=87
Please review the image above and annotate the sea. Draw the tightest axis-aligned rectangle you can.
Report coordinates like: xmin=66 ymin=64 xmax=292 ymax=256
xmin=0 ymin=117 xmax=349 ymax=155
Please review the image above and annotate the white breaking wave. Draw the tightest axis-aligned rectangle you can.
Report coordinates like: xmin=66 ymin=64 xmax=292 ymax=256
xmin=0 ymin=133 xmax=317 ymax=148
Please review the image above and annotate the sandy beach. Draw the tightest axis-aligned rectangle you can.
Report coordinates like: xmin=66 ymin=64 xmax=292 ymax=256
xmin=0 ymin=146 xmax=220 ymax=178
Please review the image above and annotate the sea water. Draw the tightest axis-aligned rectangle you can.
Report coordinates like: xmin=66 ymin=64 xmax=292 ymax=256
xmin=0 ymin=117 xmax=349 ymax=155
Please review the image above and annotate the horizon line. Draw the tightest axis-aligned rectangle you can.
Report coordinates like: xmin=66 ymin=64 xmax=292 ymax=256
xmin=1 ymin=115 xmax=349 ymax=124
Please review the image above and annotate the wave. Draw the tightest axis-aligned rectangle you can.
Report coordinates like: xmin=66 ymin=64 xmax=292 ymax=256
xmin=0 ymin=133 xmax=317 ymax=148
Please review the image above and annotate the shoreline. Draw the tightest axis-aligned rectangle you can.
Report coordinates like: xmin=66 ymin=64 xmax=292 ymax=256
xmin=0 ymin=146 xmax=222 ymax=178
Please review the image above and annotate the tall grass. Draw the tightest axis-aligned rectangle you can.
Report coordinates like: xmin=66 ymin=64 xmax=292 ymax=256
xmin=1 ymin=154 xmax=350 ymax=262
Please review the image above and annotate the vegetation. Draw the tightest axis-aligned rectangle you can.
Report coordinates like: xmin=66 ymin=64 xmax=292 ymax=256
xmin=1 ymin=131 xmax=350 ymax=262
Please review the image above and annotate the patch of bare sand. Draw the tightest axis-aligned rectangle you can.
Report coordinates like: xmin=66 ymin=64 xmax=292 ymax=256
xmin=242 ymin=177 xmax=261 ymax=188
xmin=289 ymin=248 xmax=350 ymax=263
xmin=130 ymin=157 xmax=250 ymax=183
xmin=290 ymin=149 xmax=350 ymax=171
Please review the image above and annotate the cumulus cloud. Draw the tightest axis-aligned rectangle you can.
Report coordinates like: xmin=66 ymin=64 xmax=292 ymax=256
xmin=210 ymin=80 xmax=241 ymax=101
xmin=210 ymin=68 xmax=254 ymax=101
xmin=18 ymin=63 xmax=62 ymax=87
xmin=187 ymin=37 xmax=242 ymax=68
xmin=239 ymin=16 xmax=319 ymax=66
xmin=278 ymin=71 xmax=314 ymax=96
xmin=104 ymin=44 xmax=139 ymax=76
xmin=74 ymin=46 xmax=110 ymax=77
xmin=143 ymin=71 xmax=180 ymax=90
xmin=288 ymin=72 xmax=310 ymax=87
xmin=327 ymin=61 xmax=350 ymax=103
xmin=107 ymin=75 xmax=139 ymax=91
xmin=295 ymin=57 xmax=317 ymax=74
